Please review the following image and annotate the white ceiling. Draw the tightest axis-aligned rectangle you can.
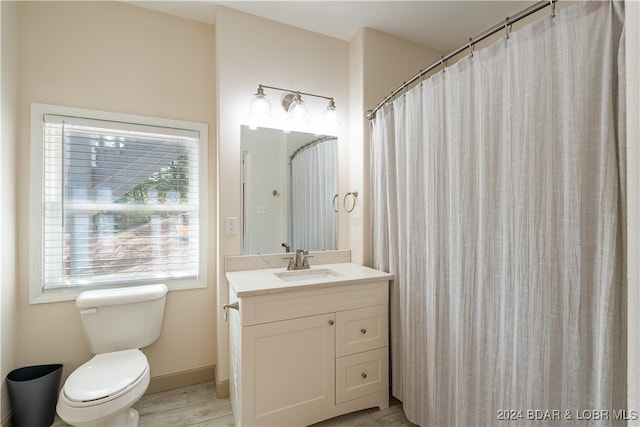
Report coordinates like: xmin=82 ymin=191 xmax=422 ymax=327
xmin=125 ymin=1 xmax=539 ymax=52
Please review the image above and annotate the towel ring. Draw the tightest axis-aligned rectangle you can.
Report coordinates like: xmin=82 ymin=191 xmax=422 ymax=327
xmin=343 ymin=191 xmax=359 ymax=213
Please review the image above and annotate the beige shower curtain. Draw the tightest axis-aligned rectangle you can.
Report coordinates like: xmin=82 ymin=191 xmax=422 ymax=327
xmin=371 ymin=2 xmax=626 ymax=425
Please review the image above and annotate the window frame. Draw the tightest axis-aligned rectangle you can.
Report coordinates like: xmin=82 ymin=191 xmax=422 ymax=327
xmin=29 ymin=103 xmax=208 ymax=304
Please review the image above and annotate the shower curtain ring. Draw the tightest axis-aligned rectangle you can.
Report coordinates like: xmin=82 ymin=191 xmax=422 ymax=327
xmin=469 ymin=38 xmax=474 ymax=57
xmin=550 ymin=0 xmax=556 ymax=18
xmin=505 ymin=17 xmax=512 ymax=39
xmin=440 ymin=55 xmax=447 ymax=73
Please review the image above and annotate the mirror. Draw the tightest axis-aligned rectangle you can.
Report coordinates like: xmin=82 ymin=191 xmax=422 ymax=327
xmin=241 ymin=125 xmax=338 ymax=254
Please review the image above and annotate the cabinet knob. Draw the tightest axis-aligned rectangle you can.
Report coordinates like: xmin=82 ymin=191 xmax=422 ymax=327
xmin=361 ymin=372 xmax=367 ymax=379
xmin=328 ymin=320 xmax=334 ymax=325
xmin=361 ymin=328 xmax=367 ymax=334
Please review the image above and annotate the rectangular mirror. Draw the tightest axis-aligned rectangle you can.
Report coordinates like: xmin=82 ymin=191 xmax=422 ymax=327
xmin=241 ymin=125 xmax=338 ymax=254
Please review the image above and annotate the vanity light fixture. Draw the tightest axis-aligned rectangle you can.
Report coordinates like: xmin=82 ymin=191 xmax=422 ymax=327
xmin=249 ymin=84 xmax=339 ymax=131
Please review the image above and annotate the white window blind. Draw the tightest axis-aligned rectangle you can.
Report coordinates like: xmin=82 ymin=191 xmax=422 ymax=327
xmin=41 ymin=113 xmax=201 ymax=289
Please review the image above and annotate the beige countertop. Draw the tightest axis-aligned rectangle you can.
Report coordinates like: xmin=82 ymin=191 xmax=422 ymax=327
xmin=226 ymin=262 xmax=393 ymax=297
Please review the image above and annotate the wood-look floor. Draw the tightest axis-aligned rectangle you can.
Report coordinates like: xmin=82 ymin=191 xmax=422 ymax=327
xmin=52 ymin=381 xmax=416 ymax=427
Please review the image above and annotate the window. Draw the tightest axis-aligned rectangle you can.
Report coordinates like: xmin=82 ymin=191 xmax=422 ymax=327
xmin=30 ymin=104 xmax=207 ymax=303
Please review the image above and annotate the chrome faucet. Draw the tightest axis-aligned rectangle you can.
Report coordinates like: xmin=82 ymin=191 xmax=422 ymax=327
xmin=286 ymin=249 xmax=311 ymax=270
xmin=281 ymin=242 xmax=291 ymax=252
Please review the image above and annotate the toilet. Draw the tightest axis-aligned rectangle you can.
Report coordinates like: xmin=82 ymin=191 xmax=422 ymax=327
xmin=56 ymin=284 xmax=168 ymax=427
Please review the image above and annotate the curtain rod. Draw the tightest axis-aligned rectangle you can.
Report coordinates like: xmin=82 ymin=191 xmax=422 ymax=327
xmin=289 ymin=135 xmax=336 ymax=163
xmin=366 ymin=0 xmax=557 ymax=120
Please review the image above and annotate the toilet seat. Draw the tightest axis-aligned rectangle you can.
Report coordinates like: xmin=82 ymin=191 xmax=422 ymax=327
xmin=63 ymin=349 xmax=148 ymax=405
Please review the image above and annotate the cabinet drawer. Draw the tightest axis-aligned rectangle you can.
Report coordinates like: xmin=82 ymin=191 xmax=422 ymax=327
xmin=336 ymin=305 xmax=388 ymax=357
xmin=241 ymin=281 xmax=388 ymax=326
xmin=336 ymin=348 xmax=389 ymax=404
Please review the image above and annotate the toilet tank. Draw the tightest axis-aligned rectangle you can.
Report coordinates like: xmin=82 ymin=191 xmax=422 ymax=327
xmin=76 ymin=284 xmax=168 ymax=354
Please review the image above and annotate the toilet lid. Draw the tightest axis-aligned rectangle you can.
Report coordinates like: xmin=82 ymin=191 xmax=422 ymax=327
xmin=64 ymin=349 xmax=148 ymax=403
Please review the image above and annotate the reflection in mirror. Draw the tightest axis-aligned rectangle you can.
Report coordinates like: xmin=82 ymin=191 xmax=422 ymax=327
xmin=241 ymin=126 xmax=338 ymax=254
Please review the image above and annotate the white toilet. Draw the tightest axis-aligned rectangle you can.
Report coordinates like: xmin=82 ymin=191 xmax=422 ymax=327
xmin=56 ymin=284 xmax=168 ymax=427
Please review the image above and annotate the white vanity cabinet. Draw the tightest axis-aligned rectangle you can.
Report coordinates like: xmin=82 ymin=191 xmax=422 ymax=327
xmin=226 ymin=264 xmax=391 ymax=427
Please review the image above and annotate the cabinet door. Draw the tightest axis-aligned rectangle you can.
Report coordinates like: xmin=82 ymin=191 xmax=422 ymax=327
xmin=242 ymin=313 xmax=335 ymax=426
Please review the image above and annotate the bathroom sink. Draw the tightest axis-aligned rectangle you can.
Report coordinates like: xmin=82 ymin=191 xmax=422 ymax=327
xmin=274 ymin=268 xmax=341 ymax=282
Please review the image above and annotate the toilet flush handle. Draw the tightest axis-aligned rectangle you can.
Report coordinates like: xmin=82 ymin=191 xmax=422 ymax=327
xmin=80 ymin=308 xmax=98 ymax=315
xmin=222 ymin=302 xmax=239 ymax=322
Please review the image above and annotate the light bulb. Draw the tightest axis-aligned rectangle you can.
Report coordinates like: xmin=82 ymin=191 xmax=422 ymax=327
xmin=323 ymin=99 xmax=339 ymax=131
xmin=249 ymin=86 xmax=272 ymax=121
xmin=287 ymin=93 xmax=309 ymax=123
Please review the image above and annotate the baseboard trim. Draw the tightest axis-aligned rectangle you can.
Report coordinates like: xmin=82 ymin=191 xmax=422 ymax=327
xmin=214 ymin=365 xmax=230 ymax=398
xmin=146 ymin=365 xmax=215 ymax=395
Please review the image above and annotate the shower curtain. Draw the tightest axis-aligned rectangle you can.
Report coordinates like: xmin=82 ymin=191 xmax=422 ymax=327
xmin=370 ymin=2 xmax=626 ymax=426
xmin=290 ymin=137 xmax=337 ymax=251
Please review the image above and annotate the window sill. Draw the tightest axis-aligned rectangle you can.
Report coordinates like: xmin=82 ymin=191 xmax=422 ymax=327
xmin=29 ymin=278 xmax=207 ymax=304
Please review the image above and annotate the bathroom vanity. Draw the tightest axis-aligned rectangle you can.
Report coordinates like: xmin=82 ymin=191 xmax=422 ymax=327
xmin=226 ymin=262 xmax=392 ymax=426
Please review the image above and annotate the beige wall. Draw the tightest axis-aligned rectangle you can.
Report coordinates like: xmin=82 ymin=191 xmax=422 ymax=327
xmin=15 ymin=1 xmax=217 ymax=386
xmin=215 ymin=6 xmax=349 ymax=383
xmin=1 ymin=1 xmax=18 ymax=421
xmin=348 ymin=28 xmax=442 ymax=265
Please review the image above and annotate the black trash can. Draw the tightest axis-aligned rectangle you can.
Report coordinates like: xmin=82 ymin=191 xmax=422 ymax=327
xmin=6 ymin=364 xmax=63 ymax=427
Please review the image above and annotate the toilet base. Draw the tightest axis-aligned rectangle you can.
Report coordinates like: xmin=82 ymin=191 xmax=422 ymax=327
xmin=109 ymin=408 xmax=140 ymax=427
xmin=64 ymin=408 xmax=140 ymax=427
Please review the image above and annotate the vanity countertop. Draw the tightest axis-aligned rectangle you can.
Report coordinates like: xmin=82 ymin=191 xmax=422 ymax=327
xmin=226 ymin=262 xmax=393 ymax=297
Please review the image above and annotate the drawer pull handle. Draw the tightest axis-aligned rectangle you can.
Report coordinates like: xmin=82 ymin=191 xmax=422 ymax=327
xmin=329 ymin=320 xmax=334 ymax=325
xmin=361 ymin=372 xmax=367 ymax=379
xmin=361 ymin=328 xmax=367 ymax=334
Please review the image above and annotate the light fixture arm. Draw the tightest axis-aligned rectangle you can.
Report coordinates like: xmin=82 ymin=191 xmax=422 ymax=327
xmin=258 ymin=84 xmax=334 ymax=103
